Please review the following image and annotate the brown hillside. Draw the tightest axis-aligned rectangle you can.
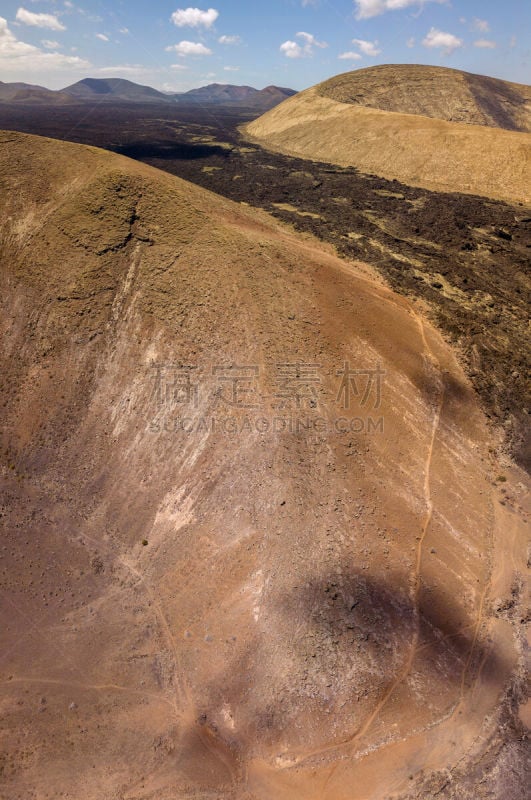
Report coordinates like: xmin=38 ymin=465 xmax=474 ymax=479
xmin=244 ymin=66 xmax=531 ymax=202
xmin=318 ymin=65 xmax=531 ymax=132
xmin=0 ymin=131 xmax=527 ymax=800
xmin=0 ymin=80 xmax=72 ymax=105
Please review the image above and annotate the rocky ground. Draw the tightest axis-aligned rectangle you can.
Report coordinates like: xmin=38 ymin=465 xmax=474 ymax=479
xmin=0 ymin=102 xmax=528 ymax=467
xmin=316 ymin=65 xmax=531 ymax=132
xmin=0 ymin=130 xmax=528 ymax=799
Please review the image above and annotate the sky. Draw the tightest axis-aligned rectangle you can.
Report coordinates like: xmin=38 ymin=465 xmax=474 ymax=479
xmin=0 ymin=1 xmax=529 ymax=91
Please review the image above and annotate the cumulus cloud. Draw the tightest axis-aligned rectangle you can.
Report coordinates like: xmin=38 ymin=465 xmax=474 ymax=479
xmin=96 ymin=33 xmax=109 ymax=41
xmin=352 ymin=38 xmax=381 ymax=56
xmin=472 ymin=18 xmax=490 ymax=33
xmin=16 ymin=7 xmax=66 ymax=31
xmin=280 ymin=30 xmax=327 ymax=58
xmin=422 ymin=27 xmax=463 ymax=55
xmin=41 ymin=39 xmax=60 ymax=49
xmin=474 ymin=39 xmax=496 ymax=49
xmin=0 ymin=16 xmax=88 ymax=71
xmin=338 ymin=51 xmax=362 ymax=60
xmin=296 ymin=31 xmax=327 ymax=48
xmin=166 ymin=40 xmax=212 ymax=56
xmin=280 ymin=40 xmax=303 ymax=58
xmin=407 ymin=36 xmax=415 ymax=48
xmin=354 ymin=0 xmax=444 ymax=20
xmin=218 ymin=34 xmax=241 ymax=44
xmin=119 ymin=27 xmax=130 ymax=35
xmin=170 ymin=7 xmax=219 ymax=28
xmin=224 ymin=65 xmax=239 ymax=71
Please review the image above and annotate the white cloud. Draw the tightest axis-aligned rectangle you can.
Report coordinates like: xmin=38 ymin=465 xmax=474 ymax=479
xmin=218 ymin=34 xmax=241 ymax=44
xmin=96 ymin=33 xmax=109 ymax=42
xmin=474 ymin=39 xmax=496 ymax=49
xmin=338 ymin=51 xmax=362 ymax=60
xmin=171 ymin=63 xmax=189 ymax=69
xmin=224 ymin=65 xmax=239 ymax=71
xmin=96 ymin=64 xmax=151 ymax=76
xmin=166 ymin=40 xmax=212 ymax=56
xmin=422 ymin=27 xmax=463 ymax=55
xmin=352 ymin=38 xmax=381 ymax=56
xmin=41 ymin=39 xmax=60 ymax=49
xmin=472 ymin=18 xmax=490 ymax=33
xmin=296 ymin=31 xmax=327 ymax=48
xmin=0 ymin=16 xmax=88 ymax=72
xmin=280 ymin=30 xmax=327 ymax=58
xmin=15 ymin=7 xmax=66 ymax=31
xmin=119 ymin=27 xmax=130 ymax=35
xmin=354 ymin=0 xmax=444 ymax=20
xmin=170 ymin=7 xmax=219 ymax=28
xmin=407 ymin=36 xmax=415 ymax=48
xmin=280 ymin=40 xmax=304 ymax=58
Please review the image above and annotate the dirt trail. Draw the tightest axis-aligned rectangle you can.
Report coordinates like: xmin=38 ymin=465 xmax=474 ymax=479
xmin=262 ymin=309 xmax=444 ymax=776
xmin=1 ymin=676 xmax=178 ymax=711
xmin=118 ymin=555 xmax=192 ymax=710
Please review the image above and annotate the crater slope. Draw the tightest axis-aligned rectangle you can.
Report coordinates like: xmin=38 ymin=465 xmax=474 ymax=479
xmin=244 ymin=65 xmax=531 ymax=202
xmin=318 ymin=64 xmax=531 ymax=131
xmin=0 ymin=131 xmax=527 ymax=800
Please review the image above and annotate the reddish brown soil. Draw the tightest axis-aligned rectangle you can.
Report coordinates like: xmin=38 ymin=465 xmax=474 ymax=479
xmin=0 ymin=132 xmax=528 ymax=799
xmin=0 ymin=103 xmax=528 ymax=467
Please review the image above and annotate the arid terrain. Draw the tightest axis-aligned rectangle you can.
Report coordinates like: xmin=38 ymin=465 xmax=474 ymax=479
xmin=1 ymin=91 xmax=528 ymax=468
xmin=0 ymin=58 xmax=530 ymax=800
xmin=315 ymin=65 xmax=531 ymax=131
xmin=244 ymin=65 xmax=531 ymax=203
xmin=0 ymin=123 xmax=528 ymax=800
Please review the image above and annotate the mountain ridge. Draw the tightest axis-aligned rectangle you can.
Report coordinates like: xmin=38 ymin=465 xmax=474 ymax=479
xmin=62 ymin=76 xmax=170 ymax=103
xmin=0 ymin=77 xmax=297 ymax=109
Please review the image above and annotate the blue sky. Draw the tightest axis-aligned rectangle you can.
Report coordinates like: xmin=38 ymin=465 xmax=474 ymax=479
xmin=0 ymin=1 xmax=529 ymax=91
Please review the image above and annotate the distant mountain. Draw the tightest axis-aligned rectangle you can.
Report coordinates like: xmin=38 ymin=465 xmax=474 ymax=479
xmin=0 ymin=77 xmax=297 ymax=109
xmin=0 ymin=80 xmax=71 ymax=105
xmin=177 ymin=83 xmax=297 ymax=109
xmin=178 ymin=83 xmax=258 ymax=104
xmin=62 ymin=77 xmax=173 ymax=104
xmin=251 ymin=85 xmax=298 ymax=108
